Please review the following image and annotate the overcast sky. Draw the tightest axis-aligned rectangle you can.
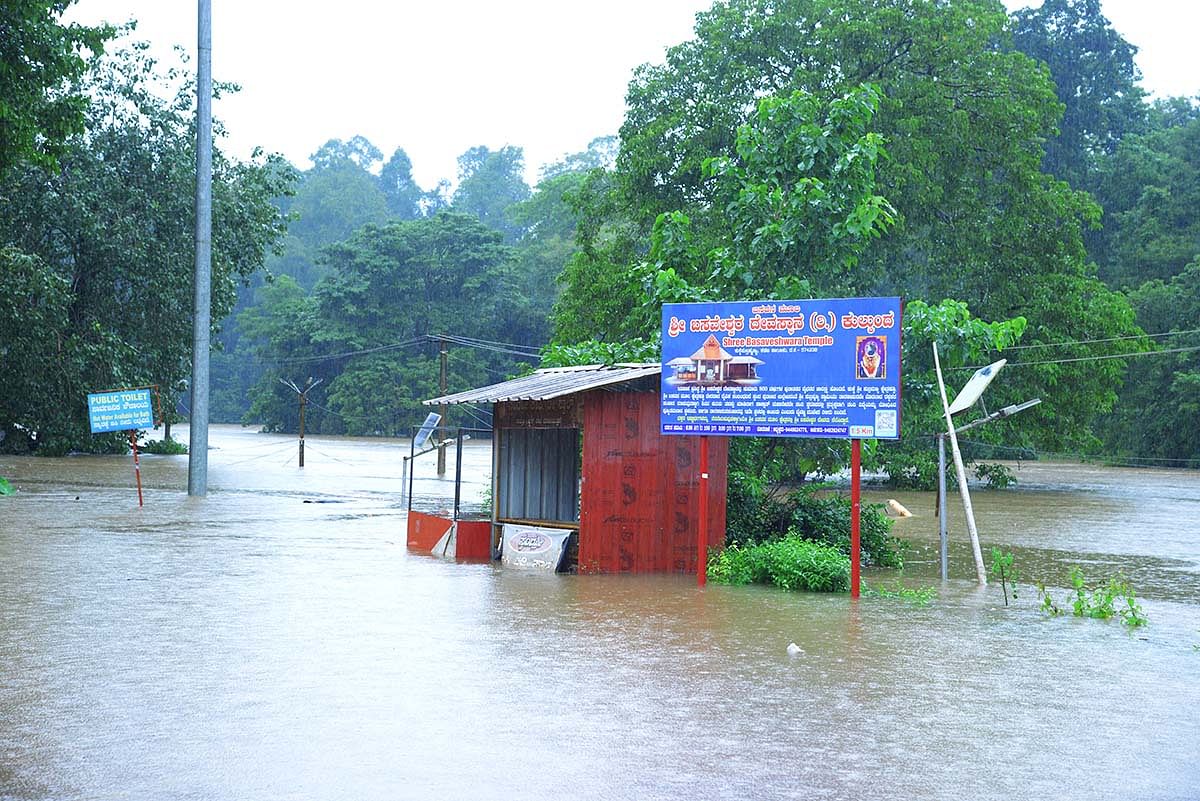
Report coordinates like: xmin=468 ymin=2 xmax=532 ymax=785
xmin=65 ymin=0 xmax=1200 ymax=189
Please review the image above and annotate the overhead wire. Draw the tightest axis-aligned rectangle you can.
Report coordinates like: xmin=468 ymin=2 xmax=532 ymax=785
xmin=277 ymin=336 xmax=428 ymax=365
xmin=439 ymin=334 xmax=542 ymax=359
xmin=990 ymin=327 xmax=1200 ymax=351
xmin=952 ymin=437 xmax=1199 ymax=468
xmin=954 ymin=343 xmax=1200 ymax=371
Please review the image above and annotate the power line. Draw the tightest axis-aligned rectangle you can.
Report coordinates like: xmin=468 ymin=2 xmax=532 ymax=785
xmin=277 ymin=336 xmax=428 ymax=365
xmin=955 ymin=343 xmax=1200 ymax=371
xmin=457 ymin=405 xmax=493 ymax=429
xmin=440 ymin=333 xmax=544 ymax=354
xmin=440 ymin=333 xmax=541 ymax=358
xmin=993 ymin=327 xmax=1200 ymax=351
xmin=307 ymin=399 xmax=387 ymax=425
xmin=954 ymin=437 xmax=1200 ymax=468
xmin=447 ymin=349 xmax=524 ymax=380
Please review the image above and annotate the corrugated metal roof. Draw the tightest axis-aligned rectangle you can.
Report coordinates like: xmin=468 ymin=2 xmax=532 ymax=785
xmin=424 ymin=363 xmax=662 ymax=405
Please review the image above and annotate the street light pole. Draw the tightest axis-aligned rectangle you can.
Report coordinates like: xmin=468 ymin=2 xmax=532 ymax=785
xmin=933 ymin=343 xmax=988 ymax=585
xmin=933 ymin=347 xmax=1041 ymax=583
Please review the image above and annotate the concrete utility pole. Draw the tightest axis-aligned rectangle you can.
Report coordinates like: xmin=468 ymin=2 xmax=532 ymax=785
xmin=188 ymin=0 xmax=212 ymax=496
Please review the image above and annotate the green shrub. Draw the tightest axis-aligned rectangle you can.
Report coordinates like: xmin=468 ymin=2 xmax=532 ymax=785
xmin=726 ymin=481 xmax=903 ymax=569
xmin=139 ymin=437 xmax=188 ymax=455
xmin=974 ymin=462 xmax=1016 ymax=488
xmin=708 ymin=535 xmax=851 ymax=593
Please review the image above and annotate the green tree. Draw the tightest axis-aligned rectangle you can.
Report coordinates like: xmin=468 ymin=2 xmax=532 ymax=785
xmin=289 ymin=140 xmax=390 ymax=263
xmin=1090 ymin=110 xmax=1200 ymax=288
xmin=556 ymin=0 xmax=1140 ymax=462
xmin=505 ymin=137 xmax=623 ymax=347
xmin=452 ymin=145 xmax=531 ymax=242
xmin=561 ymin=0 xmax=1107 ymax=327
xmin=0 ymin=1 xmax=114 ymax=174
xmin=379 ymin=146 xmax=423 ymax=219
xmin=1010 ymin=0 xmax=1147 ymax=189
xmin=0 ymin=44 xmax=293 ymax=453
xmin=245 ymin=212 xmax=527 ymax=433
xmin=1099 ymin=258 xmax=1200 ymax=466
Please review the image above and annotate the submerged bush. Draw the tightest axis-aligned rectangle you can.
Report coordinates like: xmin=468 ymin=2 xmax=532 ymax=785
xmin=727 ymin=482 xmax=902 ymax=569
xmin=139 ymin=437 xmax=188 ymax=455
xmin=708 ymin=535 xmax=851 ymax=593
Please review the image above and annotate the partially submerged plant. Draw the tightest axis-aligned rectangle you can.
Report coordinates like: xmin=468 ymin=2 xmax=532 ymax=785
xmin=990 ymin=547 xmax=1019 ymax=606
xmin=862 ymin=580 xmax=937 ymax=606
xmin=1038 ymin=567 xmax=1147 ymax=627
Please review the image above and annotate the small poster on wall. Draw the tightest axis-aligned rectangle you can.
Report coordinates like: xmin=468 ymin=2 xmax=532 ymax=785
xmin=500 ymin=524 xmax=572 ymax=572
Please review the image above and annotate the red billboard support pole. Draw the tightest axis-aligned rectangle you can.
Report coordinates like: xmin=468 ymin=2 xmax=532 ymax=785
xmin=129 ymin=430 xmax=144 ymax=508
xmin=697 ymin=436 xmax=709 ymax=587
xmin=850 ymin=438 xmax=861 ymax=598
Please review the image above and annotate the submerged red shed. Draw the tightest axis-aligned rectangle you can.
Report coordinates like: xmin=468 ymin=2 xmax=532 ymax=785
xmin=421 ymin=364 xmax=727 ymax=574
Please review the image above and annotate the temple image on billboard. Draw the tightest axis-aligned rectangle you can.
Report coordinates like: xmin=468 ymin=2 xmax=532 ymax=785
xmin=666 ymin=335 xmax=765 ymax=387
xmin=856 ymin=336 xmax=886 ymax=380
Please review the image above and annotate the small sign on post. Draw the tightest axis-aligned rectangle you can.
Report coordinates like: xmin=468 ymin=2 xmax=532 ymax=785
xmin=87 ymin=388 xmax=155 ymax=433
xmin=88 ymin=388 xmax=156 ymax=507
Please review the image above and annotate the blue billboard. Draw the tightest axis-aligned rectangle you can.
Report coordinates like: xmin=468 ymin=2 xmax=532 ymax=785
xmin=87 ymin=388 xmax=155 ymax=434
xmin=661 ymin=297 xmax=902 ymax=439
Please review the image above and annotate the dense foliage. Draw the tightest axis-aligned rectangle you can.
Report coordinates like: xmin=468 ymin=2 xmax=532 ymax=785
xmin=0 ymin=1 xmax=114 ymax=175
xmin=725 ymin=459 xmax=901 ymax=568
xmin=708 ymin=537 xmax=851 ymax=593
xmin=2 ymin=0 xmax=1196 ymax=478
xmin=0 ymin=43 xmax=293 ymax=453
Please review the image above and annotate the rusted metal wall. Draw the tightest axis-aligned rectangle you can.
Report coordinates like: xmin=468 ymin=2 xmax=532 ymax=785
xmin=579 ymin=391 xmax=727 ymax=574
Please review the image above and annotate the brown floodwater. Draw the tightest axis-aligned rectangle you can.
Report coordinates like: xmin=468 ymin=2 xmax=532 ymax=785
xmin=1 ymin=425 xmax=1197 ymax=800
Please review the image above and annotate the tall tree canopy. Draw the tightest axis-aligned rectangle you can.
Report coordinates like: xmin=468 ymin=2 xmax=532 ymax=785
xmin=244 ymin=212 xmax=537 ymax=435
xmin=1010 ymin=0 xmax=1147 ymax=189
xmin=552 ymin=0 xmax=1141 ymax=472
xmin=0 ymin=1 xmax=113 ymax=174
xmin=451 ymin=145 xmax=531 ymax=242
xmin=379 ymin=146 xmax=424 ymax=220
xmin=1089 ymin=109 xmax=1200 ymax=288
xmin=0 ymin=44 xmax=294 ymax=453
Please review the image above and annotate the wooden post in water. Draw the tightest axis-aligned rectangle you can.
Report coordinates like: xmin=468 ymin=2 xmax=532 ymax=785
xmin=933 ymin=343 xmax=987 ymax=586
xmin=298 ymin=386 xmax=307 ymax=468
xmin=130 ymin=430 xmax=144 ymax=507
xmin=437 ymin=336 xmax=448 ymax=477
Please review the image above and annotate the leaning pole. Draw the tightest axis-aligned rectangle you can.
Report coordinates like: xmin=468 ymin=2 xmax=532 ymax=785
xmin=188 ymin=0 xmax=212 ymax=496
xmin=933 ymin=342 xmax=987 ymax=585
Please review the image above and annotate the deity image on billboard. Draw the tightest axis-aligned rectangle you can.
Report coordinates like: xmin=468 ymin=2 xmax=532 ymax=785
xmin=856 ymin=336 xmax=886 ymax=380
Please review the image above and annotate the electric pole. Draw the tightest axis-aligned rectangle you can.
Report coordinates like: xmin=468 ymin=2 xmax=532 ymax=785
xmin=281 ymin=377 xmax=322 ymax=467
xmin=188 ymin=0 xmax=212 ymax=496
xmin=437 ymin=335 xmax=448 ymax=476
